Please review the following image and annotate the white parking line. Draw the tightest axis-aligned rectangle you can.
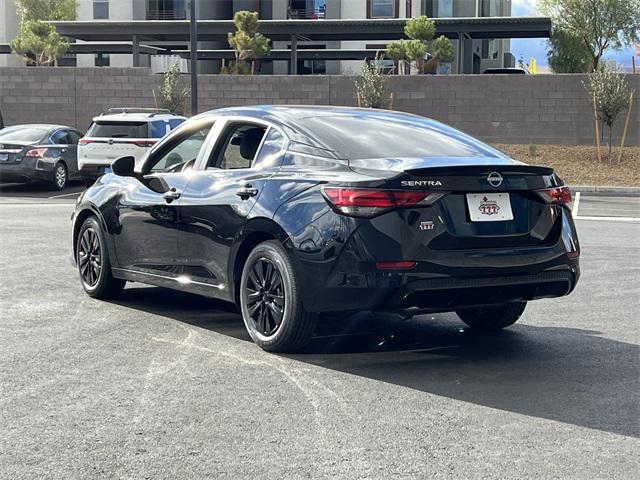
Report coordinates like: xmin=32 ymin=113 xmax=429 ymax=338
xmin=572 ymin=191 xmax=581 ymax=217
xmin=575 ymin=215 xmax=640 ymax=222
xmin=48 ymin=191 xmax=82 ymax=199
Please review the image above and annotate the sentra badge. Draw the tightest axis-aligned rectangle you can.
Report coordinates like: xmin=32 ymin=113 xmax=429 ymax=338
xmin=401 ymin=180 xmax=443 ymax=187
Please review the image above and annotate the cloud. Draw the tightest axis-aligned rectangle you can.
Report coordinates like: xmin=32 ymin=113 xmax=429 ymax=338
xmin=511 ymin=0 xmax=539 ymax=16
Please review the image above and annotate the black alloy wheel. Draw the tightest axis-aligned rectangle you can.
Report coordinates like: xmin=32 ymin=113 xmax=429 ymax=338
xmin=78 ymin=226 xmax=101 ymax=289
xmin=240 ymin=241 xmax=317 ymax=352
xmin=245 ymin=257 xmax=285 ymax=336
xmin=76 ymin=217 xmax=125 ymax=298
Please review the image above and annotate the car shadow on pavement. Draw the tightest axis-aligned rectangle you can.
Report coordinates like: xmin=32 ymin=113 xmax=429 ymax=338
xmin=113 ymin=286 xmax=639 ymax=439
xmin=0 ymin=182 xmax=84 ymax=199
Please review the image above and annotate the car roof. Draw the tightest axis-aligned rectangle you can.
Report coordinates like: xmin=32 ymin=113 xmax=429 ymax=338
xmin=1 ymin=123 xmax=73 ymax=131
xmin=92 ymin=113 xmax=185 ymax=122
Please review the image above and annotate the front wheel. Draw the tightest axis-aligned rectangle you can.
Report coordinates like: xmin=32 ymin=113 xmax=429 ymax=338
xmin=456 ymin=302 xmax=527 ymax=331
xmin=76 ymin=216 xmax=125 ymax=299
xmin=240 ymin=240 xmax=317 ymax=352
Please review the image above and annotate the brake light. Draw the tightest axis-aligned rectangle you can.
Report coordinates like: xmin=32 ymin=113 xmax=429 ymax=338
xmin=535 ymin=186 xmax=572 ymax=205
xmin=132 ymin=140 xmax=156 ymax=148
xmin=24 ymin=147 xmax=48 ymax=158
xmin=376 ymin=261 xmax=417 ymax=270
xmin=78 ymin=138 xmax=94 ymax=145
xmin=322 ymin=187 xmax=445 ymax=218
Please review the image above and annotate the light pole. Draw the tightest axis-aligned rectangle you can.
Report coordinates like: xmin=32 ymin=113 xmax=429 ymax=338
xmin=189 ymin=0 xmax=198 ymax=115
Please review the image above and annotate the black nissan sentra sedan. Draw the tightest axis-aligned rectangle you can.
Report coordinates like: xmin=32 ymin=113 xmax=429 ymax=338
xmin=71 ymin=106 xmax=580 ymax=352
xmin=0 ymin=124 xmax=83 ymax=190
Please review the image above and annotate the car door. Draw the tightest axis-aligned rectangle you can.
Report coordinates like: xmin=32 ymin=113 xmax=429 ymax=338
xmin=112 ymin=119 xmax=217 ymax=273
xmin=177 ymin=120 xmax=287 ymax=291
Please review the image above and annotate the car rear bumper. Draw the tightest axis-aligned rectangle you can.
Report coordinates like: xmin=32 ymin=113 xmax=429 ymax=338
xmin=292 ymin=207 xmax=581 ymax=313
xmin=79 ymin=164 xmax=110 ymax=180
xmin=0 ymin=159 xmax=54 ymax=183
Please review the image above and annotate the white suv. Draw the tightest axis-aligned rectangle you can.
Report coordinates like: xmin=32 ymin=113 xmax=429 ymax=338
xmin=78 ymin=108 xmax=185 ymax=183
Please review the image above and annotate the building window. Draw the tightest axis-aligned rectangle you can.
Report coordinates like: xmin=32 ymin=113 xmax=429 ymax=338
xmin=368 ymin=0 xmax=399 ymax=19
xmin=422 ymin=0 xmax=455 ymax=17
xmin=481 ymin=0 xmax=502 ymax=17
xmin=93 ymin=0 xmax=109 ymax=19
xmin=95 ymin=53 xmax=110 ymax=67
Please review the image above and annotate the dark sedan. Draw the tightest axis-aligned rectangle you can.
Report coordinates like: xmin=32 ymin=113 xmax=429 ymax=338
xmin=0 ymin=124 xmax=83 ymax=190
xmin=71 ymin=106 xmax=580 ymax=352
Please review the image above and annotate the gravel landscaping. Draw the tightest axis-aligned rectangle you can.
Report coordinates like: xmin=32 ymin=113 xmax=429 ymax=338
xmin=494 ymin=144 xmax=640 ymax=187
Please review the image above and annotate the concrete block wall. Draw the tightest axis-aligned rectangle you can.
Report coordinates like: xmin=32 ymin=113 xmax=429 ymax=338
xmin=1 ymin=67 xmax=638 ymax=147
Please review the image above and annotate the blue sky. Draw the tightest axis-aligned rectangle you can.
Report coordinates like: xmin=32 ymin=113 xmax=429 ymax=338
xmin=510 ymin=0 xmax=638 ymax=70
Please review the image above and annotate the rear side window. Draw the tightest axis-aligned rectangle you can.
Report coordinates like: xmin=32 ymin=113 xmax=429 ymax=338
xmin=51 ymin=130 xmax=71 ymax=145
xmin=169 ymin=118 xmax=185 ymax=130
xmin=150 ymin=121 xmax=169 ymax=139
xmin=86 ymin=121 xmax=148 ymax=138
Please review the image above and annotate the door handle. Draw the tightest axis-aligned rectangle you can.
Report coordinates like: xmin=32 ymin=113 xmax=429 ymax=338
xmin=163 ymin=188 xmax=181 ymax=203
xmin=236 ymin=184 xmax=259 ymax=200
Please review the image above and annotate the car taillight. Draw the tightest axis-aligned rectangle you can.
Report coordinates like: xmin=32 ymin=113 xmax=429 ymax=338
xmin=535 ymin=186 xmax=572 ymax=206
xmin=78 ymin=138 xmax=94 ymax=145
xmin=322 ymin=187 xmax=445 ymax=218
xmin=24 ymin=147 xmax=48 ymax=158
xmin=132 ymin=140 xmax=156 ymax=148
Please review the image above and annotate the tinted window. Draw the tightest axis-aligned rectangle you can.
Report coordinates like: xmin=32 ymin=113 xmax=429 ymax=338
xmin=169 ymin=119 xmax=185 ymax=130
xmin=150 ymin=121 xmax=168 ymax=139
xmin=0 ymin=127 xmax=48 ymax=143
xmin=147 ymin=125 xmax=212 ymax=174
xmin=68 ymin=131 xmax=82 ymax=144
xmin=298 ymin=114 xmax=492 ymax=159
xmin=87 ymin=121 xmax=148 ymax=138
xmin=209 ymin=124 xmax=266 ymax=170
xmin=51 ymin=130 xmax=71 ymax=145
xmin=253 ymin=128 xmax=285 ymax=169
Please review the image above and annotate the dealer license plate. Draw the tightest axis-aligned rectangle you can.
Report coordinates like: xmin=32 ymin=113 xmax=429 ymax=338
xmin=466 ymin=193 xmax=513 ymax=222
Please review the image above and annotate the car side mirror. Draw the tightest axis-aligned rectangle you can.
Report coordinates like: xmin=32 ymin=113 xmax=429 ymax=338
xmin=112 ymin=156 xmax=136 ymax=177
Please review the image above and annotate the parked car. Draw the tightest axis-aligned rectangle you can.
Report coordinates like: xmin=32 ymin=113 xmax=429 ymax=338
xmin=0 ymin=124 xmax=83 ymax=190
xmin=483 ymin=67 xmax=527 ymax=74
xmin=71 ymin=106 xmax=580 ymax=352
xmin=78 ymin=108 xmax=186 ymax=184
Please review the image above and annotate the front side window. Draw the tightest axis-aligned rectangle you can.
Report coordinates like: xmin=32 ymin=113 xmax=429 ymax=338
xmin=93 ymin=0 xmax=109 ymax=19
xmin=147 ymin=125 xmax=212 ymax=174
xmin=208 ymin=124 xmax=267 ymax=170
xmin=368 ymin=0 xmax=398 ymax=18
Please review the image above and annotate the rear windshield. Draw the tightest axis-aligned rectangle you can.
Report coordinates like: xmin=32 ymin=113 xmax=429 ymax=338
xmin=0 ymin=127 xmax=48 ymax=143
xmin=297 ymin=114 xmax=494 ymax=160
xmin=87 ymin=121 xmax=148 ymax=138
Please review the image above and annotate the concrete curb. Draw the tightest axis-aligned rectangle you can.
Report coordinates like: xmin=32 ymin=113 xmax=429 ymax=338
xmin=570 ymin=186 xmax=640 ymax=196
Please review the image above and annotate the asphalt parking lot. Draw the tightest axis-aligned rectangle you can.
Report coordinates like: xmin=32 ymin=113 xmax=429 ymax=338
xmin=0 ymin=186 xmax=638 ymax=479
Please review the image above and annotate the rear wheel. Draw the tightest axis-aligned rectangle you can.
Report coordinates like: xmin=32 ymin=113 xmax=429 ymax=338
xmin=49 ymin=162 xmax=67 ymax=190
xmin=456 ymin=302 xmax=527 ymax=331
xmin=240 ymin=240 xmax=317 ymax=352
xmin=76 ymin=216 xmax=125 ymax=298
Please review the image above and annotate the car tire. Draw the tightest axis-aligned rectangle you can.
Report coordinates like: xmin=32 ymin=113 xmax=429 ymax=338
xmin=456 ymin=302 xmax=527 ymax=331
xmin=76 ymin=216 xmax=125 ymax=299
xmin=49 ymin=161 xmax=67 ymax=190
xmin=240 ymin=240 xmax=317 ymax=352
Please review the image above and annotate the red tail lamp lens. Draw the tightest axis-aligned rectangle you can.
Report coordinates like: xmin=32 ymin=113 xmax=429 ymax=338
xmin=376 ymin=261 xmax=417 ymax=270
xmin=536 ymin=186 xmax=572 ymax=205
xmin=78 ymin=138 xmax=94 ymax=145
xmin=132 ymin=140 xmax=157 ymax=148
xmin=24 ymin=148 xmax=48 ymax=158
xmin=322 ymin=188 xmax=444 ymax=218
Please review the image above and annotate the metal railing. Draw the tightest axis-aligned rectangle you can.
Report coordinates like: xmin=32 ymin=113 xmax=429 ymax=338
xmin=146 ymin=9 xmax=187 ymax=20
xmin=287 ymin=8 xmax=326 ymax=19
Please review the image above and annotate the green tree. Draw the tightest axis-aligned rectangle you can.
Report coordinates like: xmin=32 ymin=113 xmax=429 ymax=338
xmin=355 ymin=54 xmax=390 ymax=109
xmin=227 ymin=11 xmax=271 ymax=74
xmin=153 ymin=62 xmax=190 ymax=116
xmin=15 ymin=0 xmax=76 ymax=21
xmin=386 ymin=16 xmax=455 ymax=74
xmin=386 ymin=40 xmax=408 ymax=75
xmin=547 ymin=28 xmax=593 ymax=73
xmin=583 ymin=65 xmax=633 ymax=156
xmin=541 ymin=0 xmax=640 ymax=71
xmin=11 ymin=20 xmax=69 ymax=65
xmin=11 ymin=0 xmax=75 ymax=66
